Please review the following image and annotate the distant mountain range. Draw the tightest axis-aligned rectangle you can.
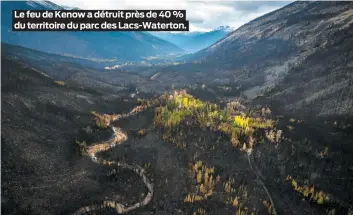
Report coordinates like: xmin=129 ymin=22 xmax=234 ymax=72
xmin=152 ymin=26 xmax=234 ymax=52
xmin=1 ymin=1 xmax=183 ymax=61
xmin=151 ymin=32 xmax=203 ymax=48
xmin=1 ymin=1 xmax=235 ymax=60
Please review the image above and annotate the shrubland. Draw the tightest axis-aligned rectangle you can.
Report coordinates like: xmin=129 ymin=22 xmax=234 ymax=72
xmin=154 ymin=90 xmax=276 ymax=150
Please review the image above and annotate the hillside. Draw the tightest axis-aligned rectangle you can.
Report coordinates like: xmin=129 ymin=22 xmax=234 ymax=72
xmin=1 ymin=57 xmax=150 ymax=214
xmin=257 ymin=20 xmax=353 ymax=117
xmin=1 ymin=1 xmax=183 ymax=61
xmin=147 ymin=1 xmax=353 ymax=116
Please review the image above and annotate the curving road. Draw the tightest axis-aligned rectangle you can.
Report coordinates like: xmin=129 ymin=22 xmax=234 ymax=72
xmin=73 ymin=105 xmax=154 ymax=214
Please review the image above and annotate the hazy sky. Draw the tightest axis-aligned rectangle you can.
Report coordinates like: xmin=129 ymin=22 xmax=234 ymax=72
xmin=52 ymin=0 xmax=291 ymax=32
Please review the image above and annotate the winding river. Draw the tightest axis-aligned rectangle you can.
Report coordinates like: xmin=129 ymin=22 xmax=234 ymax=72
xmin=73 ymin=105 xmax=154 ymax=214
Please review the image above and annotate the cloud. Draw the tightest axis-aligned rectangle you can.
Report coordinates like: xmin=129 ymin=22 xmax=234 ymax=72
xmin=52 ymin=0 xmax=290 ymax=31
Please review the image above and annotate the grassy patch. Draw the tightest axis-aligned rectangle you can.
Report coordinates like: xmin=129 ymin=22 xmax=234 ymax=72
xmin=286 ymin=175 xmax=329 ymax=205
xmin=154 ymin=90 xmax=274 ymax=150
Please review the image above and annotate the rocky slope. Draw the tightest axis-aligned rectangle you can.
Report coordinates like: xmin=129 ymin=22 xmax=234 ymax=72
xmin=258 ymin=20 xmax=353 ymax=117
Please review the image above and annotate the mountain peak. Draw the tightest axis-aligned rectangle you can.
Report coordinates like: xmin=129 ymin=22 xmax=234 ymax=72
xmin=213 ymin=25 xmax=235 ymax=32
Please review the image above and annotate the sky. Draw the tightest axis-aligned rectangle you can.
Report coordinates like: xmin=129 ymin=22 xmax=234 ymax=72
xmin=52 ymin=0 xmax=291 ymax=32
